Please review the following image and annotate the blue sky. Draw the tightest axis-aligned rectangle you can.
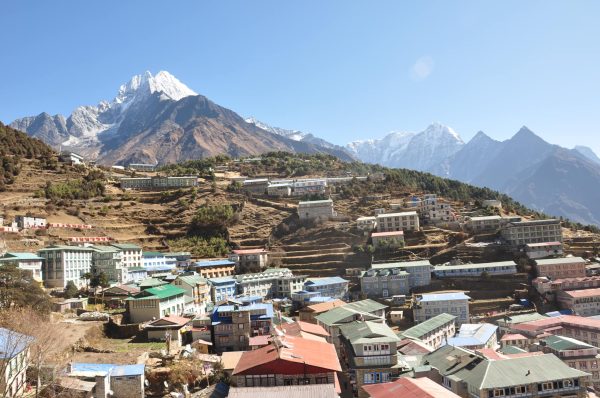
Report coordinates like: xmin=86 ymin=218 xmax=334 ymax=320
xmin=2 ymin=1 xmax=600 ymax=153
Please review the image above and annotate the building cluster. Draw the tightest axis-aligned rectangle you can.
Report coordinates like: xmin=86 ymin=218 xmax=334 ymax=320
xmin=239 ymin=176 xmax=370 ymax=198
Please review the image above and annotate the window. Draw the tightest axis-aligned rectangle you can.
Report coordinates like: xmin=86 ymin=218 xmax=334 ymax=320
xmin=315 ymin=377 xmax=328 ymax=384
xmin=238 ymin=324 xmax=244 ymax=329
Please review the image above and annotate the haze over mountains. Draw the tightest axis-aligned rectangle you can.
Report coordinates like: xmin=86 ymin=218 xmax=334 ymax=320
xmin=347 ymin=125 xmax=600 ymax=227
xmin=9 ymin=71 xmax=600 ymax=226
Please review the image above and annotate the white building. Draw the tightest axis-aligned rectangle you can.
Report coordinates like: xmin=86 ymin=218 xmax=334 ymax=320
xmin=0 ymin=327 xmax=32 ymax=397
xmin=15 ymin=215 xmax=47 ymax=229
xmin=0 ymin=252 xmax=44 ymax=282
xmin=291 ymin=179 xmax=327 ymax=196
xmin=356 ymin=216 xmax=377 ymax=231
xmin=371 ymin=231 xmax=405 ymax=248
xmin=557 ymin=288 xmax=600 ymax=317
xmin=235 ymin=268 xmax=295 ymax=298
xmin=446 ymin=323 xmax=498 ymax=350
xmin=501 ymin=219 xmax=563 ymax=247
xmin=433 ymin=261 xmax=518 ymax=278
xmin=126 ymin=284 xmax=186 ymax=323
xmin=298 ymin=199 xmax=336 ymax=220
xmin=38 ymin=245 xmax=95 ymax=289
xmin=371 ymin=260 xmax=433 ymax=288
xmin=401 ymin=313 xmax=457 ymax=350
xmin=413 ymin=292 xmax=470 ymax=325
xmin=110 ymin=243 xmax=143 ymax=281
xmin=59 ymin=151 xmax=84 ymax=165
xmin=465 ymin=215 xmax=504 ymax=233
xmin=525 ymin=241 xmax=564 ymax=259
xmin=376 ymin=211 xmax=419 ymax=232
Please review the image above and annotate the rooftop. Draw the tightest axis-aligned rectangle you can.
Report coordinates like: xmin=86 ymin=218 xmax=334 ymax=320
xmin=110 ymin=243 xmax=142 ymax=250
xmin=560 ymin=287 xmax=600 ymax=298
xmin=526 ymin=241 xmax=562 ymax=247
xmin=0 ymin=252 xmax=43 ymax=261
xmin=194 ymin=259 xmax=236 ymax=267
xmin=535 ymin=257 xmax=586 ymax=265
xmin=132 ymin=284 xmax=186 ymax=300
xmin=305 ymin=276 xmax=349 ymax=286
xmin=0 ymin=328 xmax=33 ymax=359
xmin=446 ymin=323 xmax=498 ymax=347
xmin=401 ymin=313 xmax=456 ymax=340
xmin=228 ymin=385 xmax=338 ymax=398
xmin=371 ymin=231 xmax=404 ymax=237
xmin=371 ymin=260 xmax=431 ymax=270
xmin=339 ymin=321 xmax=400 ymax=344
xmin=303 ymin=299 xmax=346 ymax=314
xmin=376 ymin=211 xmax=418 ymax=218
xmin=433 ymin=261 xmax=517 ymax=271
xmin=233 ymin=335 xmax=341 ymax=375
xmin=298 ymin=199 xmax=333 ymax=205
xmin=542 ymin=334 xmax=596 ymax=351
xmin=416 ymin=292 xmax=471 ymax=302
xmin=361 ymin=377 xmax=461 ymax=398
xmin=69 ymin=363 xmax=144 ymax=378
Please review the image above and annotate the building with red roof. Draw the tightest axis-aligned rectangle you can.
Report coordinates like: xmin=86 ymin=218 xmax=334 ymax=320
xmin=509 ymin=315 xmax=600 ymax=347
xmin=232 ymin=335 xmax=341 ymax=391
xmin=558 ymin=287 xmax=600 ymax=316
xmin=361 ymin=377 xmax=461 ymax=398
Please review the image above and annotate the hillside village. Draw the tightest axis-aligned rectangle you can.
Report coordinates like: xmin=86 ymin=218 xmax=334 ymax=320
xmin=2 ymin=130 xmax=600 ymax=397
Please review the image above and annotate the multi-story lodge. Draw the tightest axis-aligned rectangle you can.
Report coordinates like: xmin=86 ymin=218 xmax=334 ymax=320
xmin=526 ymin=241 xmax=564 ymax=259
xmin=298 ymin=300 xmax=347 ymax=324
xmin=90 ymin=245 xmax=124 ymax=283
xmin=207 ymin=276 xmax=237 ymax=302
xmin=110 ymin=243 xmax=142 ymax=279
xmin=232 ymin=335 xmax=341 ymax=389
xmin=360 ymin=268 xmax=409 ymax=299
xmin=229 ymin=248 xmax=269 ymax=271
xmin=316 ymin=299 xmax=388 ymax=349
xmin=298 ymin=199 xmax=336 ymax=220
xmin=508 ymin=315 xmax=600 ymax=347
xmin=192 ymin=259 xmax=236 ymax=278
xmin=0 ymin=327 xmax=32 ymax=397
xmin=338 ymin=321 xmax=401 ymax=398
xmin=376 ymin=211 xmax=419 ymax=232
xmin=432 ymin=261 xmax=517 ymax=278
xmin=533 ymin=276 xmax=600 ymax=297
xmin=126 ymin=284 xmax=186 ymax=323
xmin=370 ymin=231 xmax=404 ymax=249
xmin=421 ymin=345 xmax=589 ymax=398
xmin=235 ymin=268 xmax=294 ymax=298
xmin=534 ymin=257 xmax=587 ymax=279
xmin=501 ymin=218 xmax=563 ymax=247
xmin=38 ymin=245 xmax=95 ymax=289
xmin=274 ymin=273 xmax=307 ymax=298
xmin=557 ymin=287 xmax=600 ymax=316
xmin=401 ymin=313 xmax=457 ymax=350
xmin=291 ymin=179 xmax=327 ymax=196
xmin=535 ymin=334 xmax=600 ymax=390
xmin=171 ymin=274 xmax=211 ymax=315
xmin=211 ymin=302 xmax=273 ymax=352
xmin=0 ymin=252 xmax=44 ymax=281
xmin=412 ymin=292 xmax=470 ymax=325
xmin=465 ymin=215 xmax=504 ymax=233
xmin=120 ymin=175 xmax=198 ymax=190
xmin=304 ymin=277 xmax=349 ymax=300
xmin=371 ymin=260 xmax=433 ymax=288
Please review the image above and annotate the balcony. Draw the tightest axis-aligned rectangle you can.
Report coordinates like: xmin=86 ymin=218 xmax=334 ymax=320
xmin=353 ymin=354 xmax=397 ymax=367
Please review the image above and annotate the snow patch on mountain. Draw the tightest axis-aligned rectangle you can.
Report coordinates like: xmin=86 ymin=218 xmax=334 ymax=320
xmin=245 ymin=117 xmax=307 ymax=141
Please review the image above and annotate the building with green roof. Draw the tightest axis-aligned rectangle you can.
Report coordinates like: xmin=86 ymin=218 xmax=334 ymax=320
xmin=538 ymin=335 xmax=600 ymax=389
xmin=315 ymin=299 xmax=387 ymax=351
xmin=138 ymin=277 xmax=168 ymax=290
xmin=420 ymin=345 xmax=589 ymax=398
xmin=496 ymin=312 xmax=548 ymax=334
xmin=127 ymin=284 xmax=186 ymax=323
xmin=339 ymin=320 xmax=402 ymax=398
xmin=400 ymin=313 xmax=456 ymax=350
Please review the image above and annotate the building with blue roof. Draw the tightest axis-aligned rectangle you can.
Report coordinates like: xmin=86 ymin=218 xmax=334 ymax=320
xmin=68 ymin=362 xmax=145 ymax=397
xmin=0 ymin=327 xmax=33 ymax=397
xmin=413 ymin=292 xmax=471 ymax=325
xmin=304 ymin=276 xmax=349 ymax=300
xmin=208 ymin=276 xmax=237 ymax=302
xmin=211 ymin=302 xmax=274 ymax=352
xmin=192 ymin=259 xmax=235 ymax=279
xmin=446 ymin=323 xmax=498 ymax=350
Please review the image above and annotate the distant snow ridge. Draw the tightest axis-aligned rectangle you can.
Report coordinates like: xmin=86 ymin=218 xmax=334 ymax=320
xmin=346 ymin=122 xmax=464 ymax=170
xmin=245 ymin=117 xmax=307 ymax=141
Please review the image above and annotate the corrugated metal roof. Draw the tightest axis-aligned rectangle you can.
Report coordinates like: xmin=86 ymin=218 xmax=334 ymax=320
xmin=401 ymin=313 xmax=456 ymax=339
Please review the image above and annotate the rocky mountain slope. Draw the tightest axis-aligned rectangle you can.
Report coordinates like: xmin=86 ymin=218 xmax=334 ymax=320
xmin=11 ymin=71 xmax=354 ymax=165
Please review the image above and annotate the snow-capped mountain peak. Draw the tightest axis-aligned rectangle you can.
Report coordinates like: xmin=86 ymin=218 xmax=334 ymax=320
xmin=114 ymin=70 xmax=196 ymax=106
xmin=421 ymin=122 xmax=464 ymax=143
